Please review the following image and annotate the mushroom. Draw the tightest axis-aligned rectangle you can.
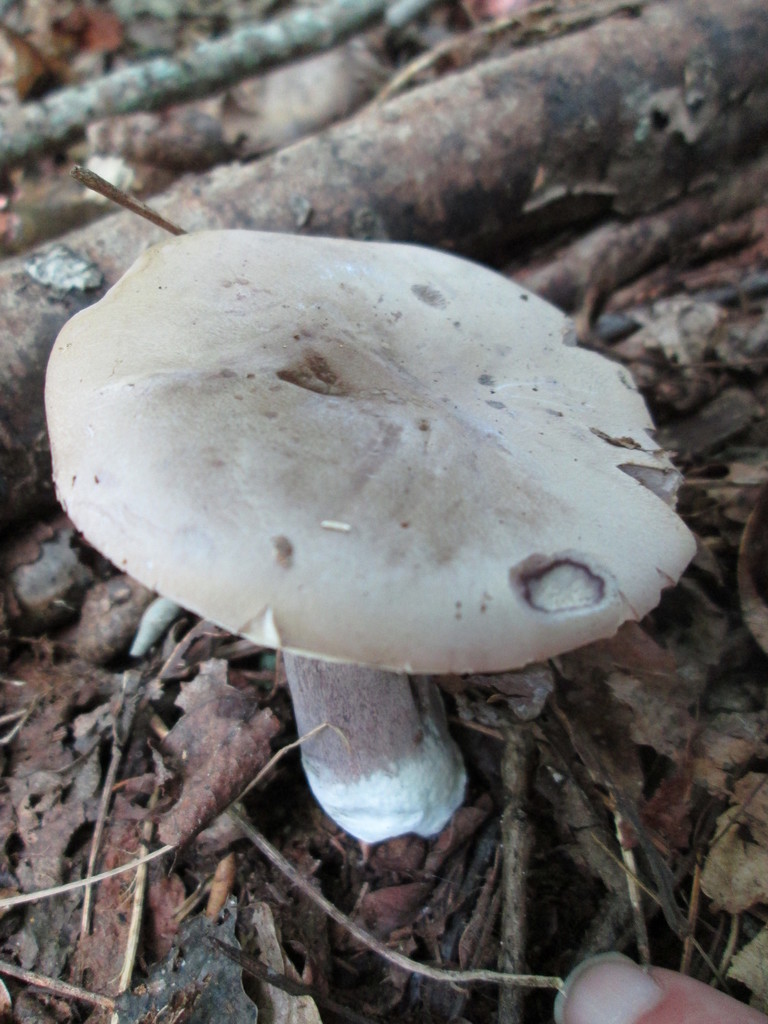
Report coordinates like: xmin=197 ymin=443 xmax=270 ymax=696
xmin=45 ymin=230 xmax=695 ymax=842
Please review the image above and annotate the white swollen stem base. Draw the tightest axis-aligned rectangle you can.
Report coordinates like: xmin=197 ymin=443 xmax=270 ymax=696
xmin=283 ymin=653 xmax=466 ymax=843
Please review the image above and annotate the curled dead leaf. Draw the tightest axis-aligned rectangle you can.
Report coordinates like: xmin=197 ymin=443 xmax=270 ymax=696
xmin=157 ymin=659 xmax=280 ymax=847
xmin=701 ymin=779 xmax=768 ymax=913
xmin=0 ymin=24 xmax=66 ymax=100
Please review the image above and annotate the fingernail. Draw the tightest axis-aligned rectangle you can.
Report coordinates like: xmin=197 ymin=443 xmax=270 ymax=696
xmin=554 ymin=953 xmax=664 ymax=1024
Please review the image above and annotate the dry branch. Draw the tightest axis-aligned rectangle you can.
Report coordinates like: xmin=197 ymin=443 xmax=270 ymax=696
xmin=0 ymin=961 xmax=115 ymax=1012
xmin=498 ymin=728 xmax=536 ymax=1024
xmin=228 ymin=804 xmax=564 ymax=991
xmin=0 ymin=0 xmax=391 ymax=172
xmin=0 ymin=0 xmax=766 ymax=528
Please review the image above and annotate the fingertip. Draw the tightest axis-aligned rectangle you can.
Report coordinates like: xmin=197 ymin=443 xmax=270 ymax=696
xmin=554 ymin=954 xmax=663 ymax=1024
xmin=555 ymin=957 xmax=768 ymax=1024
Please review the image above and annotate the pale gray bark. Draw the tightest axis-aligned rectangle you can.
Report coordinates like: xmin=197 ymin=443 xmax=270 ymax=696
xmin=0 ymin=0 xmax=390 ymax=172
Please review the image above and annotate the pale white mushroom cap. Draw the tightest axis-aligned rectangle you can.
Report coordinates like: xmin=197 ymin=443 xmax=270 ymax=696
xmin=45 ymin=230 xmax=695 ymax=673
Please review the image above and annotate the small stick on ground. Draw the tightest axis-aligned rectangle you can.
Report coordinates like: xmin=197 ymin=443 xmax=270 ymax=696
xmin=174 ymin=878 xmax=212 ymax=923
xmin=118 ymin=788 xmax=161 ymax=994
xmin=612 ymin=803 xmax=650 ymax=965
xmin=0 ymin=960 xmax=115 ymax=1012
xmin=681 ymin=857 xmax=703 ymax=975
xmin=227 ymin=803 xmax=563 ymax=992
xmin=0 ymin=694 xmax=40 ymax=746
xmin=549 ymin=700 xmax=685 ymax=937
xmin=719 ymin=913 xmax=740 ymax=979
xmin=237 ymin=721 xmax=341 ymax=801
xmin=81 ymin=671 xmax=141 ymax=937
xmin=498 ymin=725 xmax=536 ymax=1024
xmin=0 ymin=845 xmax=175 ymax=911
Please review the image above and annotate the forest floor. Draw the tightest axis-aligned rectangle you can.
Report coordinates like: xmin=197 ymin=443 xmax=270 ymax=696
xmin=0 ymin=1 xmax=767 ymax=1022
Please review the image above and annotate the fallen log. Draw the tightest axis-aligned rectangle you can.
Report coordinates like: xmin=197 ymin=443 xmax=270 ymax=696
xmin=0 ymin=0 xmax=766 ymax=529
xmin=517 ymin=154 xmax=768 ymax=323
xmin=0 ymin=0 xmax=391 ymax=173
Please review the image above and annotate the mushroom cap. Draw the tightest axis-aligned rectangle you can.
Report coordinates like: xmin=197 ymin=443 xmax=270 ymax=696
xmin=45 ymin=230 xmax=695 ymax=673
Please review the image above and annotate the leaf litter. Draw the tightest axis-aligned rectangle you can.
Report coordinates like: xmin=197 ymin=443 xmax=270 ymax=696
xmin=3 ymin=279 xmax=768 ymax=1022
xmin=1 ymin=7 xmax=768 ymax=1021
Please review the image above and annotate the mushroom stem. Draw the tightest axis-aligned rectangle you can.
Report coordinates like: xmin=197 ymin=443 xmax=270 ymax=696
xmin=282 ymin=653 xmax=466 ymax=843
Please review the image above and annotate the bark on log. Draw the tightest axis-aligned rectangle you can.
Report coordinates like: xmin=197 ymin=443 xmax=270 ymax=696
xmin=517 ymin=154 xmax=768 ymax=320
xmin=1 ymin=0 xmax=767 ymax=530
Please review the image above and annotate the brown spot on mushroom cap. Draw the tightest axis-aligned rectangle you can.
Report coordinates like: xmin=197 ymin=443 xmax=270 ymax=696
xmin=45 ymin=230 xmax=695 ymax=674
xmin=411 ymin=283 xmax=447 ymax=308
xmin=271 ymin=535 xmax=294 ymax=568
xmin=277 ymin=350 xmax=348 ymax=396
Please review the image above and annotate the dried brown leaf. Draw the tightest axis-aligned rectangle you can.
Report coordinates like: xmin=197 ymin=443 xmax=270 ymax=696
xmin=630 ymin=297 xmax=726 ymax=366
xmin=557 ymin=675 xmax=644 ymax=801
xmin=424 ymin=799 xmax=492 ymax=874
xmin=695 ymin=712 xmax=768 ymax=794
xmin=53 ymin=6 xmax=124 ymax=54
xmin=641 ymin=771 xmax=693 ymax=851
xmin=157 ymin=660 xmax=280 ymax=847
xmin=8 ymin=744 xmax=100 ymax=892
xmin=728 ymin=927 xmax=768 ymax=1007
xmin=558 ymin=626 xmax=701 ymax=826
xmin=605 ymin=671 xmax=699 ymax=766
xmin=358 ymin=882 xmax=433 ymax=938
xmin=146 ymin=871 xmax=186 ymax=960
xmin=732 ymin=773 xmax=768 ymax=846
xmin=573 ymin=621 xmax=681 ymax=680
xmin=368 ymin=834 xmax=426 ymax=876
xmin=701 ymin=796 xmax=768 ymax=913
xmin=0 ymin=24 xmax=65 ymax=100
